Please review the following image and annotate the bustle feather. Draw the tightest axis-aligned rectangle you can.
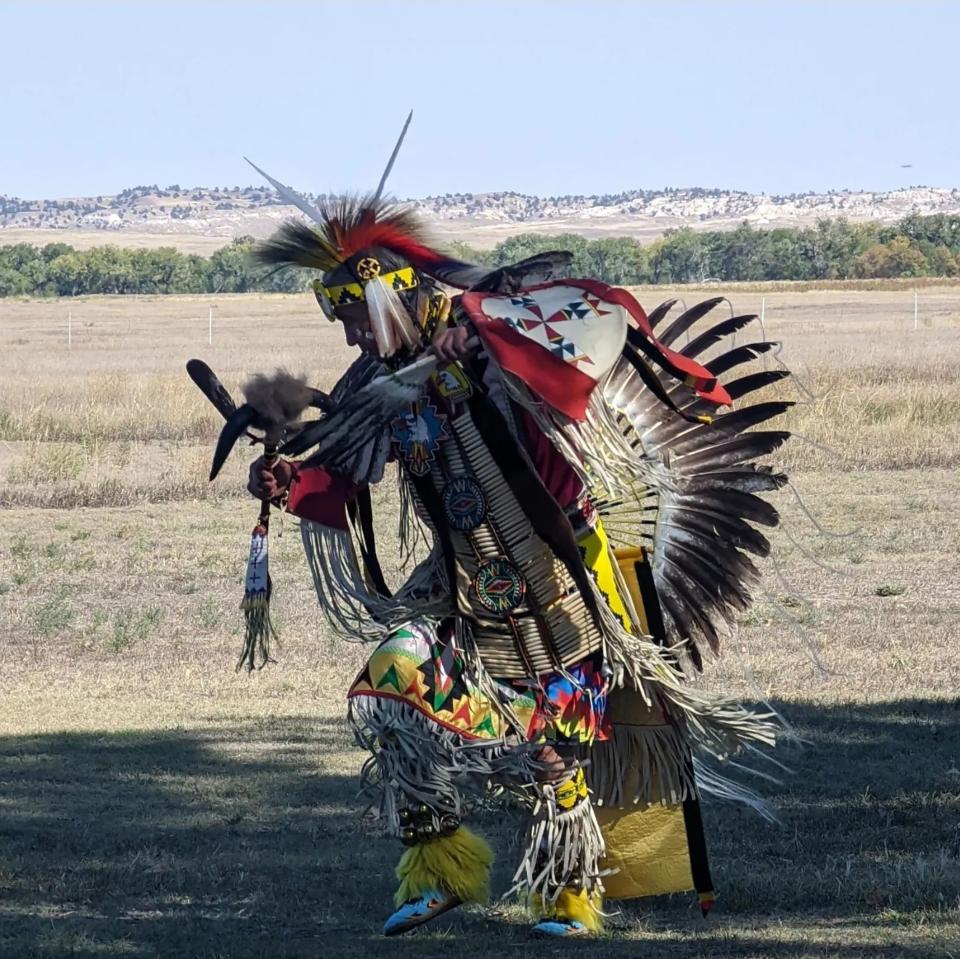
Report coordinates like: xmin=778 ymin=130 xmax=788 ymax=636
xmin=601 ymin=297 xmax=794 ymax=671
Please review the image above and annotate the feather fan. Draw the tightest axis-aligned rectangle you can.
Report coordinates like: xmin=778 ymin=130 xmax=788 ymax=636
xmin=601 ymin=297 xmax=793 ymax=671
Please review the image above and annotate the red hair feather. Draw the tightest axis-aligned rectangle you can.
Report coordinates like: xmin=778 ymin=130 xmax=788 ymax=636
xmin=338 ymin=220 xmax=444 ymax=263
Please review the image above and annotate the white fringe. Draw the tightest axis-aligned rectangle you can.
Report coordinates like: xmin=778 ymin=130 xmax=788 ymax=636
xmin=586 ymin=570 xmax=779 ymax=760
xmin=300 ymin=520 xmax=426 ymax=641
xmin=348 ymin=694 xmax=542 ymax=836
xmin=498 ymin=369 xmax=667 ymax=501
xmin=508 ymin=776 xmax=607 ymax=903
xmin=581 ymin=724 xmax=696 ymax=808
xmin=691 ymin=756 xmax=779 ymax=823
xmin=582 ymin=722 xmax=779 ymax=820
xmin=396 ymin=473 xmax=432 ymax=570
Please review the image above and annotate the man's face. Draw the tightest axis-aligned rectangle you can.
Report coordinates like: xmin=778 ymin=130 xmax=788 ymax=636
xmin=335 ymin=301 xmax=379 ymax=357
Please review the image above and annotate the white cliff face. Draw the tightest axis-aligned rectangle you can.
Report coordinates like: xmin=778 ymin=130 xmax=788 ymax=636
xmin=410 ymin=187 xmax=960 ymax=224
xmin=3 ymin=185 xmax=960 ymax=243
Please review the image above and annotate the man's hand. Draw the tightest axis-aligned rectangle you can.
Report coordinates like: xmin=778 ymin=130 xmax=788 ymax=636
xmin=431 ymin=326 xmax=472 ymax=363
xmin=533 ymin=744 xmax=570 ymax=783
xmin=247 ymin=456 xmax=294 ymax=500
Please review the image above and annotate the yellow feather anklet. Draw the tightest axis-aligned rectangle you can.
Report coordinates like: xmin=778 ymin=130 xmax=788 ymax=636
xmin=532 ymin=888 xmax=604 ymax=932
xmin=394 ymin=826 xmax=494 ymax=908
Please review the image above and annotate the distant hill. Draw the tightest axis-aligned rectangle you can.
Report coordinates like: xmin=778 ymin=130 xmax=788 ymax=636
xmin=3 ymin=183 xmax=960 ymax=251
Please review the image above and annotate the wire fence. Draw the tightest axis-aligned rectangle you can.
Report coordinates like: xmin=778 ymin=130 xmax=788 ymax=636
xmin=2 ymin=288 xmax=957 ymax=347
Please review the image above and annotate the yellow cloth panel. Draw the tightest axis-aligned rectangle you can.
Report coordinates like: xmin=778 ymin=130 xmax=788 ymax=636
xmin=613 ymin=546 xmax=649 ymax=634
xmin=579 ymin=522 xmax=633 ymax=631
xmin=583 ymin=541 xmax=693 ymax=900
xmin=597 ymin=802 xmax=694 ymax=900
xmin=594 ymin=693 xmax=693 ymax=900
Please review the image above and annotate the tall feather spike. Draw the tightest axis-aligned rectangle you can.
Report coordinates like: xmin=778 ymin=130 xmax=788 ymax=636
xmin=707 ymin=342 xmax=779 ymax=377
xmin=373 ymin=109 xmax=413 ymax=203
xmin=244 ymin=157 xmax=326 ymax=225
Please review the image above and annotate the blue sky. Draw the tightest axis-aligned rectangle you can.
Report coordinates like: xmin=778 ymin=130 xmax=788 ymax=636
xmin=1 ymin=1 xmax=956 ymax=199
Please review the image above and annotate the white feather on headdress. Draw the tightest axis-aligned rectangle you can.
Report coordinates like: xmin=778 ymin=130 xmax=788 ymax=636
xmin=364 ymin=275 xmax=421 ymax=357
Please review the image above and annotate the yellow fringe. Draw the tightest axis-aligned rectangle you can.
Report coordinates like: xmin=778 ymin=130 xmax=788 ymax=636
xmin=533 ymin=888 xmax=604 ymax=932
xmin=394 ymin=826 xmax=494 ymax=908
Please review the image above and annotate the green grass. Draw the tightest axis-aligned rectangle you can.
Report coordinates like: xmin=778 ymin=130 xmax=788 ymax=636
xmin=107 ymin=607 xmax=162 ymax=652
xmin=3 ymin=285 xmax=960 ymax=956
xmin=29 ymin=597 xmax=75 ymax=636
xmin=0 ymin=474 xmax=958 ymax=957
xmin=0 ymin=702 xmax=957 ymax=958
xmin=875 ymin=585 xmax=909 ymax=597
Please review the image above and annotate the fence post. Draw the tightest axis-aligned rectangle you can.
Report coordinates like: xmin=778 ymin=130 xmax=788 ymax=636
xmin=759 ymin=296 xmax=769 ymax=369
xmin=913 ymin=290 xmax=918 ymax=332
xmin=68 ymin=309 xmax=72 ymax=348
xmin=208 ymin=306 xmax=213 ymax=345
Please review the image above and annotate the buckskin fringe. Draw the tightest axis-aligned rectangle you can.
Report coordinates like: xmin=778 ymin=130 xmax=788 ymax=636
xmin=301 ymin=521 xmax=402 ymax=640
xmin=581 ymin=723 xmax=696 ymax=808
xmin=348 ymin=695 xmax=542 ymax=836
xmin=508 ymin=778 xmax=607 ymax=905
xmin=301 ymin=520 xmax=446 ymax=641
xmin=691 ymin=755 xmax=779 ymax=822
xmin=397 ymin=469 xmax=432 ymax=569
xmin=580 ymin=722 xmax=777 ymax=819
xmin=587 ymin=575 xmax=780 ymax=766
xmin=392 ymin=545 xmax=449 ymax=607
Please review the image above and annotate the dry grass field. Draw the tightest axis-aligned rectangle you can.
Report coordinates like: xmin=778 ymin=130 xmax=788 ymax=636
xmin=0 ymin=217 xmax=682 ymax=255
xmin=0 ymin=228 xmax=237 ymax=256
xmin=1 ymin=286 xmax=959 ymax=958
xmin=0 ymin=213 xmax=804 ymax=253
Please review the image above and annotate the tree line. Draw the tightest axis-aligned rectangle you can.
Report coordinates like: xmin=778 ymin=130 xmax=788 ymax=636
xmin=468 ymin=213 xmax=960 ymax=284
xmin=3 ymin=213 xmax=960 ymax=297
xmin=0 ymin=238 xmax=301 ymax=297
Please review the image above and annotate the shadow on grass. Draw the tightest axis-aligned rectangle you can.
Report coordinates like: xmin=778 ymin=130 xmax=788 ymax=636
xmin=0 ymin=700 xmax=958 ymax=958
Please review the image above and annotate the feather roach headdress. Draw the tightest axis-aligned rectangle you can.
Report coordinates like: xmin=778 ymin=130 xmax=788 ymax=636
xmin=254 ymin=193 xmax=489 ymax=357
xmin=249 ymin=111 xmax=489 ymax=360
xmin=248 ymin=112 xmax=578 ymax=357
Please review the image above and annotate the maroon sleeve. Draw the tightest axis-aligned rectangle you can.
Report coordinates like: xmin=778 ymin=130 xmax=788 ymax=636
xmin=285 ymin=463 xmax=357 ymax=530
xmin=516 ymin=408 xmax=585 ymax=510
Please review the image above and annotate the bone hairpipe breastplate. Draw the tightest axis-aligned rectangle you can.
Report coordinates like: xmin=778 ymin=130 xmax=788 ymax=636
xmin=404 ymin=399 xmax=603 ymax=680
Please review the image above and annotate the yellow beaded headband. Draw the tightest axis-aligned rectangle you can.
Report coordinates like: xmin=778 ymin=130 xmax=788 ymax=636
xmin=312 ymin=263 xmax=419 ymax=317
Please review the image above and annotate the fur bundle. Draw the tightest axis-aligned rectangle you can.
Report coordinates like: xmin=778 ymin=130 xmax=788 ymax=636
xmin=242 ymin=369 xmax=313 ymax=429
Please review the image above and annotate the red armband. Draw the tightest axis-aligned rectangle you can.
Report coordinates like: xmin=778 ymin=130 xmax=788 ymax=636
xmin=285 ymin=463 xmax=356 ymax=530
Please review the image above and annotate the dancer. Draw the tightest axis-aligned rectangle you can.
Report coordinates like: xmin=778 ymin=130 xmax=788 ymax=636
xmin=237 ymin=173 xmax=790 ymax=938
